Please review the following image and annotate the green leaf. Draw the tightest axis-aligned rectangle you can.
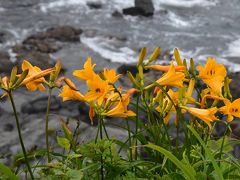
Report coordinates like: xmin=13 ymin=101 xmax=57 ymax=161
xmin=145 ymin=143 xmax=196 ymax=180
xmin=66 ymin=169 xmax=83 ymax=180
xmin=0 ymin=163 xmax=19 ymax=180
xmin=61 ymin=120 xmax=73 ymax=141
xmin=187 ymin=125 xmax=224 ymax=180
xmin=57 ymin=137 xmax=70 ymax=150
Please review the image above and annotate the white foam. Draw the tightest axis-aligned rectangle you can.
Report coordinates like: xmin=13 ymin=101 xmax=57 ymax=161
xmin=0 ymin=7 xmax=5 ymax=12
xmin=81 ymin=36 xmax=137 ymax=63
xmin=109 ymin=0 xmax=134 ymax=10
xmin=153 ymin=0 xmax=217 ymax=9
xmin=166 ymin=12 xmax=190 ymax=27
xmin=39 ymin=0 xmax=88 ymax=12
xmin=224 ymin=38 xmax=240 ymax=57
xmin=7 ymin=49 xmax=17 ymax=63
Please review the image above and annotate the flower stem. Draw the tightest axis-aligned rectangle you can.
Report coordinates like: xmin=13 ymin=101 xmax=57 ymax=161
xmin=126 ymin=119 xmax=132 ymax=161
xmin=9 ymin=91 xmax=34 ymax=180
xmin=45 ymin=88 xmax=52 ymax=163
xmin=219 ymin=123 xmax=229 ymax=164
xmin=97 ymin=115 xmax=104 ymax=180
xmin=134 ymin=94 xmax=140 ymax=160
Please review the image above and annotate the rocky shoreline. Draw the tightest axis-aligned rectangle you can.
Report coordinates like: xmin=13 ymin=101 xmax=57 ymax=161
xmin=1 ymin=23 xmax=240 ymax=166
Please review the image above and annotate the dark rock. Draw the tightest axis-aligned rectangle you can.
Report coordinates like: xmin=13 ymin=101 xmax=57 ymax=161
xmin=21 ymin=96 xmax=61 ymax=114
xmin=22 ymin=38 xmax=60 ymax=53
xmin=0 ymin=51 xmax=15 ymax=74
xmin=87 ymin=1 xmax=102 ymax=9
xmin=29 ymin=26 xmax=82 ymax=42
xmin=60 ymin=101 xmax=84 ymax=118
xmin=233 ymin=144 xmax=240 ymax=158
xmin=117 ymin=64 xmax=149 ymax=75
xmin=135 ymin=0 xmax=154 ymax=15
xmin=123 ymin=0 xmax=154 ymax=17
xmin=112 ymin=10 xmax=123 ymax=18
xmin=12 ymin=26 xmax=82 ymax=70
xmin=4 ymin=123 xmax=14 ymax=132
xmin=13 ymin=48 xmax=55 ymax=69
xmin=229 ymin=71 xmax=240 ymax=99
xmin=123 ymin=7 xmax=146 ymax=16
xmin=0 ymin=32 xmax=6 ymax=43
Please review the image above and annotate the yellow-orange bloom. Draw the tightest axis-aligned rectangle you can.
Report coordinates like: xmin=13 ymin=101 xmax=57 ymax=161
xmin=21 ymin=60 xmax=48 ymax=92
xmin=197 ymin=58 xmax=227 ymax=95
xmin=219 ymin=98 xmax=240 ymax=122
xmin=103 ymin=68 xmax=121 ymax=84
xmin=102 ymin=88 xmax=136 ymax=118
xmin=145 ymin=65 xmax=185 ymax=72
xmin=85 ymin=74 xmax=110 ymax=105
xmin=102 ymin=100 xmax=135 ymax=118
xmin=73 ymin=57 xmax=96 ymax=81
xmin=59 ymin=79 xmax=84 ymax=101
xmin=187 ymin=107 xmax=218 ymax=129
xmin=156 ymin=62 xmax=185 ymax=88
xmin=156 ymin=89 xmax=178 ymax=124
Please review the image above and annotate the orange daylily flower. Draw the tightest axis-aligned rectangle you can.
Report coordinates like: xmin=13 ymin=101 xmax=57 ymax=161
xmin=89 ymin=106 xmax=95 ymax=125
xmin=156 ymin=62 xmax=185 ymax=88
xmin=102 ymin=101 xmax=135 ymax=118
xmin=59 ymin=79 xmax=84 ymax=101
xmin=156 ymin=89 xmax=178 ymax=124
xmin=73 ymin=57 xmax=96 ymax=81
xmin=145 ymin=65 xmax=185 ymax=72
xmin=197 ymin=57 xmax=227 ymax=95
xmin=102 ymin=88 xmax=136 ymax=118
xmin=187 ymin=107 xmax=218 ymax=129
xmin=103 ymin=68 xmax=121 ymax=84
xmin=21 ymin=60 xmax=50 ymax=92
xmin=219 ymin=98 xmax=240 ymax=122
xmin=85 ymin=74 xmax=110 ymax=105
xmin=49 ymin=60 xmax=62 ymax=84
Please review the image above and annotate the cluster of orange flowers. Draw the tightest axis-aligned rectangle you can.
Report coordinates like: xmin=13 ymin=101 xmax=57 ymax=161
xmin=1 ymin=48 xmax=239 ymax=130
xmin=59 ymin=57 xmax=136 ymax=124
xmin=144 ymin=48 xmax=240 ymax=129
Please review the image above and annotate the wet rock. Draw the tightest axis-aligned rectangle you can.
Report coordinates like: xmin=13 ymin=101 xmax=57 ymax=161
xmin=22 ymin=38 xmax=60 ymax=53
xmin=0 ymin=51 xmax=15 ymax=74
xmin=117 ymin=64 xmax=149 ymax=75
xmin=4 ymin=123 xmax=14 ymax=132
xmin=87 ymin=1 xmax=102 ymax=9
xmin=123 ymin=0 xmax=154 ymax=17
xmin=21 ymin=96 xmax=61 ymax=114
xmin=123 ymin=7 xmax=146 ymax=16
xmin=60 ymin=101 xmax=87 ymax=118
xmin=229 ymin=71 xmax=240 ymax=99
xmin=135 ymin=0 xmax=154 ymax=16
xmin=29 ymin=26 xmax=82 ymax=42
xmin=112 ymin=10 xmax=123 ymax=18
xmin=12 ymin=45 xmax=55 ymax=69
xmin=0 ymin=32 xmax=7 ymax=43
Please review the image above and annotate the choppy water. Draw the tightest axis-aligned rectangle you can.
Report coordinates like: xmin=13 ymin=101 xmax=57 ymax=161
xmin=0 ymin=0 xmax=240 ymax=71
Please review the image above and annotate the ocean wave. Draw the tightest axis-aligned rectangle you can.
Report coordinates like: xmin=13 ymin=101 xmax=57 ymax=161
xmin=81 ymin=36 xmax=137 ymax=63
xmin=0 ymin=7 xmax=5 ymax=12
xmin=39 ymin=0 xmax=87 ymax=12
xmin=154 ymin=0 xmax=217 ymax=8
xmin=166 ymin=12 xmax=190 ymax=27
xmin=224 ymin=38 xmax=240 ymax=57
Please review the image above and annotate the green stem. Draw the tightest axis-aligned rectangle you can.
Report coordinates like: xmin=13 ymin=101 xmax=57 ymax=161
xmin=219 ymin=123 xmax=229 ymax=164
xmin=126 ymin=119 xmax=132 ymax=162
xmin=45 ymin=88 xmax=52 ymax=163
xmin=134 ymin=94 xmax=140 ymax=160
xmin=102 ymin=119 xmax=109 ymax=140
xmin=98 ymin=115 xmax=104 ymax=180
xmin=9 ymin=91 xmax=34 ymax=180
